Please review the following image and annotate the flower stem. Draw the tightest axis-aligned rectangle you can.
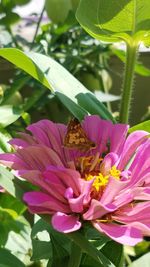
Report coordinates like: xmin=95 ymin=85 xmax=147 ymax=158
xmin=119 ymin=42 xmax=139 ymax=123
xmin=68 ymin=242 xmax=82 ymax=267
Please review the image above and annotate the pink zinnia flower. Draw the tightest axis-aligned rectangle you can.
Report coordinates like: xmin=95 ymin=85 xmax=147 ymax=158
xmin=0 ymin=115 xmax=150 ymax=246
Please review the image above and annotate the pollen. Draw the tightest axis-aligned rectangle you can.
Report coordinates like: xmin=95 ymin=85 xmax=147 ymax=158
xmin=109 ymin=165 xmax=121 ymax=179
xmin=85 ymin=165 xmax=121 ymax=193
xmin=85 ymin=173 xmax=109 ymax=192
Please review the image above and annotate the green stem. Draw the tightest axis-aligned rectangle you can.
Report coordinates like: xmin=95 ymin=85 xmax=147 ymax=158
xmin=68 ymin=242 xmax=82 ymax=267
xmin=31 ymin=5 xmax=45 ymax=49
xmin=119 ymin=42 xmax=139 ymax=123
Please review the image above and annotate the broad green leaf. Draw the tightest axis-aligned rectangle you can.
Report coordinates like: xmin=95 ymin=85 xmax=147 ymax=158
xmin=0 ymin=12 xmax=20 ymax=25
xmin=0 ymin=48 xmax=113 ymax=121
xmin=0 ymin=165 xmax=32 ymax=200
xmin=101 ymin=241 xmax=123 ymax=267
xmin=76 ymin=0 xmax=150 ymax=45
xmin=31 ymin=218 xmax=71 ymax=262
xmin=0 ymin=248 xmax=25 ymax=267
xmin=129 ymin=120 xmax=150 ymax=133
xmin=0 ymin=128 xmax=11 ymax=152
xmin=128 ymin=252 xmax=150 ymax=267
xmin=0 ymin=208 xmax=27 ymax=246
xmin=50 ymin=233 xmax=70 ymax=267
xmin=0 ymin=193 xmax=25 ymax=215
xmin=0 ymin=105 xmax=22 ymax=127
xmin=45 ymin=0 xmax=72 ymax=24
xmin=0 ymin=222 xmax=8 ymax=246
xmin=0 ymin=166 xmax=18 ymax=197
xmin=14 ymin=0 xmax=31 ymax=6
xmin=68 ymin=231 xmax=115 ymax=267
xmin=31 ymin=219 xmax=52 ymax=261
xmin=0 ymin=207 xmax=18 ymax=219
xmin=76 ymin=93 xmax=115 ymax=122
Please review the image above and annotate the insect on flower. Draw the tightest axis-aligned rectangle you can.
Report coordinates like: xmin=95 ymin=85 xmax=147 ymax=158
xmin=0 ymin=115 xmax=150 ymax=246
xmin=63 ymin=117 xmax=96 ymax=152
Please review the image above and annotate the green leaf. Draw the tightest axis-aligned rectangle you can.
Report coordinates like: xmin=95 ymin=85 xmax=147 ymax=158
xmin=0 ymin=248 xmax=25 ymax=267
xmin=0 ymin=12 xmax=20 ymax=26
xmin=0 ymin=193 xmax=25 ymax=215
xmin=45 ymin=0 xmax=72 ymax=24
xmin=31 ymin=218 xmax=71 ymax=262
xmin=128 ymin=252 xmax=150 ymax=267
xmin=101 ymin=241 xmax=123 ymax=267
xmin=68 ymin=231 xmax=115 ymax=267
xmin=0 ymin=128 xmax=12 ymax=152
xmin=14 ymin=0 xmax=30 ymax=6
xmin=31 ymin=219 xmax=52 ymax=261
xmin=0 ymin=166 xmax=18 ymax=197
xmin=0 ymin=48 xmax=113 ymax=121
xmin=50 ymin=233 xmax=70 ymax=267
xmin=76 ymin=93 xmax=115 ymax=122
xmin=128 ymin=120 xmax=150 ymax=133
xmin=76 ymin=0 xmax=150 ymax=45
xmin=0 ymin=165 xmax=32 ymax=200
xmin=0 ymin=105 xmax=22 ymax=127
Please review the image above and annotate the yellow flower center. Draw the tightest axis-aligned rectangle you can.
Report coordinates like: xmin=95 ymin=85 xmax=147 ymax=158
xmin=85 ymin=173 xmax=109 ymax=192
xmin=76 ymin=154 xmax=121 ymax=196
xmin=85 ymin=165 xmax=121 ymax=192
xmin=109 ymin=165 xmax=121 ymax=179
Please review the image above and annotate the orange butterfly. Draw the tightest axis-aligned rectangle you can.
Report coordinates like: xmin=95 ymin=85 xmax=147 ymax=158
xmin=64 ymin=118 xmax=96 ymax=152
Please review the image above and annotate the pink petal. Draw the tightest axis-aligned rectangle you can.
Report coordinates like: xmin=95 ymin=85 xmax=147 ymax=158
xmin=82 ymin=115 xmax=112 ymax=155
xmin=83 ymin=199 xmax=116 ymax=220
xmin=0 ymin=153 xmax=29 ymax=169
xmin=16 ymin=145 xmax=64 ymax=171
xmin=43 ymin=170 xmax=67 ymax=202
xmin=132 ymin=187 xmax=150 ymax=201
xmin=45 ymin=166 xmax=81 ymax=196
xmin=128 ymin=142 xmax=150 ymax=186
xmin=100 ymin=177 xmax=129 ymax=205
xmin=9 ymin=132 xmax=37 ymax=149
xmin=113 ymin=202 xmax=150 ymax=224
xmin=51 ymin=212 xmax=81 ymax=233
xmin=118 ymin=130 xmax=149 ymax=170
xmin=27 ymin=120 xmax=67 ymax=164
xmin=9 ymin=138 xmax=30 ymax=149
xmin=65 ymin=187 xmax=85 ymax=212
xmin=110 ymin=123 xmax=129 ymax=155
xmin=127 ymin=222 xmax=150 ymax=236
xmin=23 ymin=191 xmax=70 ymax=214
xmin=93 ymin=222 xmax=142 ymax=246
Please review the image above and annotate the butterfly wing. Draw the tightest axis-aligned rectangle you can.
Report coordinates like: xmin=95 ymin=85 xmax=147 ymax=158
xmin=64 ymin=118 xmax=96 ymax=151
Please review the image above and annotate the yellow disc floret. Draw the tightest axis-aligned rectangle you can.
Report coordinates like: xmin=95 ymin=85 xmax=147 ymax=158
xmin=109 ymin=165 xmax=121 ymax=180
xmin=85 ymin=173 xmax=109 ymax=192
xmin=85 ymin=165 xmax=121 ymax=193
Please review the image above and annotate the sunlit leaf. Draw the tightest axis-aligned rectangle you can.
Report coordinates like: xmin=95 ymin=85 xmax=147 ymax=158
xmin=129 ymin=120 xmax=150 ymax=133
xmin=128 ymin=252 xmax=150 ymax=267
xmin=76 ymin=0 xmax=150 ymax=45
xmin=0 ymin=105 xmax=22 ymax=128
xmin=0 ymin=48 xmax=114 ymax=121
xmin=0 ymin=248 xmax=25 ymax=267
xmin=0 ymin=128 xmax=12 ymax=152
